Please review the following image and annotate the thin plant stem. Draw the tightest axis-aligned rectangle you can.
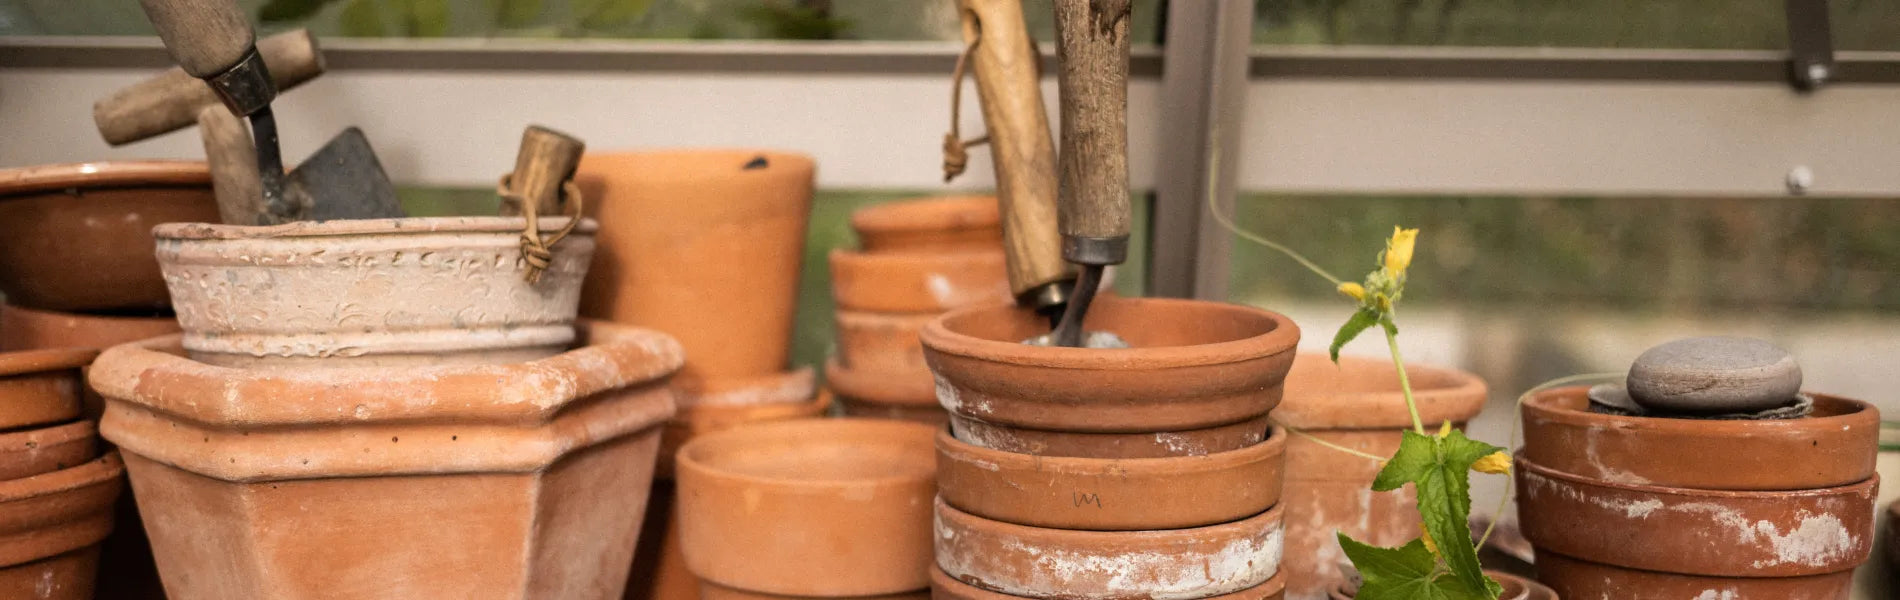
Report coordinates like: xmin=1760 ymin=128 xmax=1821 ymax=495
xmin=1474 ymin=371 xmax=1622 ymax=550
xmin=1271 ymin=418 xmax=1388 ymax=462
xmin=1203 ymin=148 xmax=1345 ymax=286
xmin=1384 ymin=325 xmax=1427 ymax=435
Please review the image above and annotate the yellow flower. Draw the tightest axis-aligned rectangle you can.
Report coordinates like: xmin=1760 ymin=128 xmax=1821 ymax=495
xmin=1421 ymin=526 xmax=1439 ymax=557
xmin=1337 ymin=282 xmax=1367 ymax=302
xmin=1383 ymin=227 xmax=1419 ymax=274
xmin=1472 ymin=451 xmax=1513 ymax=475
xmin=1436 ymin=420 xmax=1453 ymax=438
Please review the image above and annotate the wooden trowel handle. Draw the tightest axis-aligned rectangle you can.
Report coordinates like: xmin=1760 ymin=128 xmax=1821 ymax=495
xmin=1053 ymin=0 xmax=1133 ymax=265
xmin=958 ymin=0 xmax=1074 ymax=301
xmin=138 ymin=0 xmax=256 ymax=78
xmin=95 ymin=30 xmax=323 ymax=146
xmin=197 ymin=104 xmax=270 ymax=225
xmin=502 ymin=126 xmax=586 ymax=217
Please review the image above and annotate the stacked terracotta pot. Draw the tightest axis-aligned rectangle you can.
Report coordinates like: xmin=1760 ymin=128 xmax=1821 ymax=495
xmin=828 ymin=196 xmax=1012 ymax=425
xmin=1274 ymin=354 xmax=1488 ymax=600
xmin=923 ymin=297 xmax=1300 ymax=599
xmin=574 ymin=150 xmax=828 ymax=600
xmin=0 ymin=348 xmax=125 ymax=600
xmin=1515 ymin=385 xmax=1880 ymax=598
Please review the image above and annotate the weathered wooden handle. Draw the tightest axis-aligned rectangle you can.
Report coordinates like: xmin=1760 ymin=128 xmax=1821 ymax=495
xmin=197 ymin=105 xmax=271 ymax=225
xmin=95 ymin=29 xmax=323 ymax=147
xmin=138 ymin=0 xmax=255 ymax=78
xmin=959 ymin=0 xmax=1074 ymax=300
xmin=1053 ymin=0 xmax=1133 ymax=265
xmin=501 ymin=126 xmax=586 ymax=217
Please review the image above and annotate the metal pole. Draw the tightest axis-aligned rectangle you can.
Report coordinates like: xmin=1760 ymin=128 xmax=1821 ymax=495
xmin=1148 ymin=0 xmax=1252 ymax=300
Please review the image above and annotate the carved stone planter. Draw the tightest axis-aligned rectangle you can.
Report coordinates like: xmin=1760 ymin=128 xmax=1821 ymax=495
xmin=92 ymin=321 xmax=681 ymax=600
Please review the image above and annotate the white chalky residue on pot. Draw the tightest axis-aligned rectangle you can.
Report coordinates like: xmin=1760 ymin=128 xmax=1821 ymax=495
xmin=1693 ymin=590 xmax=1740 ymax=600
xmin=1583 ymin=426 xmax=1653 ymax=485
xmin=1154 ymin=432 xmax=1207 ymax=456
xmin=957 ymin=526 xmax=1283 ymax=600
xmin=934 ymin=373 xmax=962 ymax=412
xmin=1521 ymin=470 xmax=1663 ymax=518
xmin=1668 ymin=502 xmax=1859 ymax=569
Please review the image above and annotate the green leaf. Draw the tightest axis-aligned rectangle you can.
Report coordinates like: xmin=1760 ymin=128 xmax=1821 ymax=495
xmin=405 ymin=0 xmax=450 ymax=36
xmin=260 ymin=0 xmax=344 ymax=22
xmin=1337 ymin=535 xmax=1493 ymax=600
xmin=1369 ymin=430 xmax=1506 ymax=598
xmin=339 ymin=0 xmax=386 ymax=36
xmin=1330 ymin=307 xmax=1380 ymax=362
xmin=494 ymin=0 xmax=542 ymax=27
xmin=578 ymin=0 xmax=654 ymax=31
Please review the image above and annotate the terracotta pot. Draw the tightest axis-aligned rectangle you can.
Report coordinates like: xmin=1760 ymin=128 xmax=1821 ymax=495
xmin=921 ymin=297 xmax=1299 ymax=458
xmin=92 ymin=321 xmax=681 ymax=600
xmin=1327 ymin=571 xmax=1553 ymax=600
xmin=577 ymin=149 xmax=815 ymax=381
xmin=936 ymin=427 xmax=1286 ymax=531
xmin=677 ymin=419 xmax=937 ymax=597
xmin=675 ymin=367 xmax=817 ymax=410
xmin=0 ymin=421 xmax=99 ymax=481
xmin=658 ymin=390 xmax=832 ymax=480
xmin=0 ymin=348 xmax=93 ymax=431
xmin=624 ymin=480 xmax=699 ymax=600
xmin=931 ymin=568 xmax=1287 ymax=600
xmin=948 ymin=412 xmax=1274 ymax=459
xmin=1521 ymin=385 xmax=1878 ymax=490
xmin=833 ymin=310 xmax=936 ymax=389
xmin=849 ymin=196 xmax=1000 ymax=253
xmin=701 ymin=579 xmax=930 ymax=600
xmin=0 ymin=161 xmax=219 ymax=313
xmin=935 ymin=499 xmax=1284 ymax=600
xmin=837 ymin=395 xmax=948 ymax=427
xmin=0 ymin=451 xmax=124 ymax=600
xmin=154 ymin=217 xmax=597 ymax=369
xmin=1274 ymin=353 xmax=1487 ymax=600
xmin=1516 ymin=456 xmax=1874 ymax=580
xmin=1533 ymin=549 xmax=1849 ymax=599
xmin=831 ymin=250 xmax=1011 ymax=314
xmin=0 ymin=303 xmax=181 ymax=353
xmin=827 ymin=356 xmax=934 ymax=407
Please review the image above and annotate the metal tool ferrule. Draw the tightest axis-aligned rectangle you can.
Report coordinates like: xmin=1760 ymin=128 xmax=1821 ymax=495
xmin=1023 ymin=279 xmax=1074 ymax=312
xmin=1062 ymin=235 xmax=1129 ymax=266
xmin=205 ymin=49 xmax=277 ymax=117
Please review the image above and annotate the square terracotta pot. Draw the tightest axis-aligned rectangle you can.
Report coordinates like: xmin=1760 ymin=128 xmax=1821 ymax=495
xmin=91 ymin=322 xmax=682 ymax=600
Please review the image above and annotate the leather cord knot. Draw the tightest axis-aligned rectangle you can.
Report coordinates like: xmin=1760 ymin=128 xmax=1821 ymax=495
xmin=497 ymin=175 xmax=584 ymax=284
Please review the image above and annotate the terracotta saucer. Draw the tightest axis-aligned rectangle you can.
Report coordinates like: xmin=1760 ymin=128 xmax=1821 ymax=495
xmin=849 ymin=195 xmax=1000 ymax=253
xmin=0 ymin=421 xmax=98 ymax=482
xmin=1274 ymin=352 xmax=1487 ymax=430
xmin=830 ymin=249 xmax=1010 ymax=313
xmin=826 ymin=356 xmax=934 ymax=406
xmin=0 ymin=348 xmax=95 ymax=431
xmin=832 ymin=310 xmax=935 ymax=383
xmin=948 ymin=412 xmax=1274 ymax=459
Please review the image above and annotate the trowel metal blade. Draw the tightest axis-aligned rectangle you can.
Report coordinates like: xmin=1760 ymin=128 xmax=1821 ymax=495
xmin=284 ymin=126 xmax=406 ymax=221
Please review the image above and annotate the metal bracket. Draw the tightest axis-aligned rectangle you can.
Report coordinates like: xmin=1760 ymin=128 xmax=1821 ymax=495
xmin=1785 ymin=0 xmax=1834 ymax=91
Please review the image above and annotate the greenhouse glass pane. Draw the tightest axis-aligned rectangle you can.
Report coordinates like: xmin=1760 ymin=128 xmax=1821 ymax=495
xmin=1252 ymin=0 xmax=1900 ymax=51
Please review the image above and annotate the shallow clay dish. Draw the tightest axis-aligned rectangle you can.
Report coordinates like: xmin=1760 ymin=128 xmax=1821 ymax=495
xmin=1274 ymin=353 xmax=1487 ymax=430
xmin=155 ymin=217 xmax=597 ymax=368
xmin=0 ymin=303 xmax=181 ymax=353
xmin=1521 ymin=385 xmax=1878 ymax=490
xmin=831 ymin=250 xmax=1011 ymax=313
xmin=0 ymin=451 xmax=124 ymax=600
xmin=934 ymin=499 xmax=1285 ymax=600
xmin=936 ymin=427 xmax=1285 ymax=530
xmin=677 ymin=418 xmax=938 ymax=598
xmin=1533 ymin=549 xmax=1851 ymax=599
xmin=0 ymin=348 xmax=94 ymax=431
xmin=850 ymin=196 xmax=1000 ymax=253
xmin=921 ymin=297 xmax=1298 ymax=456
xmin=0 ymin=161 xmax=218 ymax=312
xmin=700 ymin=579 xmax=929 ymax=600
xmin=931 ymin=568 xmax=1286 ymax=600
xmin=1516 ymin=456 xmax=1874 ymax=578
xmin=0 ymin=421 xmax=98 ymax=482
xmin=948 ymin=412 xmax=1273 ymax=459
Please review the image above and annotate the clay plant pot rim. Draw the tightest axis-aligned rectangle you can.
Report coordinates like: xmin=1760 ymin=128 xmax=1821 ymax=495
xmin=1525 ymin=384 xmax=1877 ymax=441
xmin=0 ymin=451 xmax=120 ymax=504
xmin=0 ymin=420 xmax=95 ymax=457
xmin=0 ymin=347 xmax=97 ymax=377
xmin=581 ymin=149 xmax=815 ymax=182
xmin=937 ymin=494 xmax=1284 ymax=538
xmin=923 ymin=298 xmax=1301 ymax=369
xmin=0 ymin=160 xmax=209 ymax=196
xmin=937 ymin=425 xmax=1286 ymax=477
xmin=825 ymin=357 xmax=934 ymax=406
xmin=152 ymin=215 xmax=597 ymax=240
xmin=677 ymin=417 xmax=936 ymax=489
xmin=89 ymin=321 xmax=679 ymax=428
xmin=1519 ymin=453 xmax=1878 ymax=501
xmin=849 ymin=195 xmax=998 ymax=237
xmin=678 ymin=366 xmax=817 ymax=409
xmin=1273 ymin=353 xmax=1488 ymax=430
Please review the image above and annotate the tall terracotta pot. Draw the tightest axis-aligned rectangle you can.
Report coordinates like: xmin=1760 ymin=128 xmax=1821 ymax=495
xmin=91 ymin=321 xmax=681 ymax=599
xmin=0 ymin=161 xmax=219 ymax=313
xmin=575 ymin=149 xmax=815 ymax=385
xmin=1273 ymin=353 xmax=1487 ymax=600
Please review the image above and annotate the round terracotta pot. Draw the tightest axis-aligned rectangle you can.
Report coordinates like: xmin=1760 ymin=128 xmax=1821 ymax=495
xmin=1327 ymin=571 xmax=1552 ymax=600
xmin=921 ymin=297 xmax=1299 ymax=458
xmin=676 ymin=418 xmax=937 ymax=598
xmin=658 ymin=390 xmax=833 ymax=480
xmin=830 ymin=249 xmax=1011 ymax=314
xmin=0 ymin=303 xmax=181 ymax=353
xmin=931 ymin=568 xmax=1287 ymax=600
xmin=700 ymin=579 xmax=931 ymax=600
xmin=1521 ymin=385 xmax=1878 ymax=490
xmin=0 ymin=421 xmax=99 ymax=482
xmin=674 ymin=367 xmax=816 ymax=410
xmin=93 ymin=321 xmax=681 ymax=599
xmin=948 ymin=412 xmax=1274 ymax=459
xmin=836 ymin=395 xmax=948 ymax=427
xmin=577 ymin=149 xmax=815 ymax=381
xmin=934 ymin=499 xmax=1285 ymax=600
xmin=832 ymin=310 xmax=935 ymax=389
xmin=936 ymin=427 xmax=1286 ymax=531
xmin=0 ymin=348 xmax=93 ymax=431
xmin=827 ymin=357 xmax=934 ymax=407
xmin=154 ymin=217 xmax=597 ymax=369
xmin=0 ymin=161 xmax=219 ymax=313
xmin=1533 ymin=549 xmax=1849 ymax=599
xmin=849 ymin=196 xmax=1000 ymax=253
xmin=1275 ymin=353 xmax=1487 ymax=600
xmin=0 ymin=451 xmax=124 ymax=600
xmin=1515 ymin=456 xmax=1875 ymax=579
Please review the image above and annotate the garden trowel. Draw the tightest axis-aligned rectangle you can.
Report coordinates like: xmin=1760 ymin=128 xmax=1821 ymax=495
xmin=135 ymin=0 xmax=403 ymax=225
xmin=1048 ymin=0 xmax=1134 ymax=348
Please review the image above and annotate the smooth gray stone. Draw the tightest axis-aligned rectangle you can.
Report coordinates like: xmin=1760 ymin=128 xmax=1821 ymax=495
xmin=1626 ymin=336 xmax=1801 ymax=414
xmin=1588 ymin=383 xmax=1645 ymax=415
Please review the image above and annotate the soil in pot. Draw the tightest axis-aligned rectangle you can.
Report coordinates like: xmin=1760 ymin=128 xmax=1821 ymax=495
xmin=1274 ymin=353 xmax=1487 ymax=600
xmin=849 ymin=195 xmax=1000 ymax=253
xmin=920 ymin=297 xmax=1299 ymax=459
xmin=0 ymin=161 xmax=219 ymax=313
xmin=576 ymin=149 xmax=815 ymax=382
xmin=676 ymin=418 xmax=937 ymax=598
